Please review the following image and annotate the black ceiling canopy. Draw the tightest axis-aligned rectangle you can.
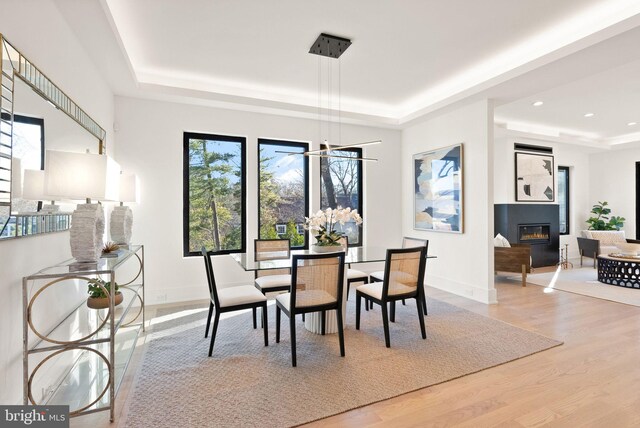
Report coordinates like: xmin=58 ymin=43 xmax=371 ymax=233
xmin=309 ymin=33 xmax=351 ymax=59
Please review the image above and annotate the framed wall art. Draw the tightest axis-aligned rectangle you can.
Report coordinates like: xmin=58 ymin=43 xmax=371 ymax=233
xmin=515 ymin=152 xmax=554 ymax=202
xmin=413 ymin=143 xmax=463 ymax=233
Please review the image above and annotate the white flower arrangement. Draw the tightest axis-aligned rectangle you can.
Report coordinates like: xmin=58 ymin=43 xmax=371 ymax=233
xmin=305 ymin=207 xmax=363 ymax=246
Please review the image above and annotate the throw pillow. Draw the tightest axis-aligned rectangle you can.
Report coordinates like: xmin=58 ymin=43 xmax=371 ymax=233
xmin=494 ymin=233 xmax=511 ymax=247
xmin=589 ymin=230 xmax=626 ymax=245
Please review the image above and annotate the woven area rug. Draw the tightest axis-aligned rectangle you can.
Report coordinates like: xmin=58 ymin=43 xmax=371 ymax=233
xmin=124 ymin=298 xmax=561 ymax=428
xmin=524 ymin=266 xmax=640 ymax=307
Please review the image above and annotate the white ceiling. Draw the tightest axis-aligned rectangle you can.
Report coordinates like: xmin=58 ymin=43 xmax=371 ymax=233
xmin=54 ymin=0 xmax=640 ymax=144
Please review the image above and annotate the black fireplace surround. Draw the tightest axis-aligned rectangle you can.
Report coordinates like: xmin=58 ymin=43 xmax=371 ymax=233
xmin=495 ymin=204 xmax=559 ymax=268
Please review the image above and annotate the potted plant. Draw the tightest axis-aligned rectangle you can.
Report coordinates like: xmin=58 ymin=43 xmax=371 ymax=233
xmin=305 ymin=207 xmax=363 ymax=252
xmin=586 ymin=201 xmax=625 ymax=230
xmin=87 ymin=278 xmax=123 ymax=309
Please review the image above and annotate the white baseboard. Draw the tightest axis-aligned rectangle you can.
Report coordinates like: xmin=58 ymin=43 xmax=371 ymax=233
xmin=425 ymin=274 xmax=497 ymax=304
xmin=147 ymin=281 xmax=250 ymax=305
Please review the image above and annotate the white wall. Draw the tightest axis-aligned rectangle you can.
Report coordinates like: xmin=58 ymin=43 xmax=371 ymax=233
xmin=114 ymin=96 xmax=402 ymax=305
xmin=589 ymin=146 xmax=640 ymax=240
xmin=401 ymin=100 xmax=496 ymax=303
xmin=0 ymin=0 xmax=115 ymax=405
xmin=494 ymin=136 xmax=598 ymax=259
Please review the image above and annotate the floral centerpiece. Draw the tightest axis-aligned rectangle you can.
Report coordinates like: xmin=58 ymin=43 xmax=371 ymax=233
xmin=305 ymin=207 xmax=363 ymax=251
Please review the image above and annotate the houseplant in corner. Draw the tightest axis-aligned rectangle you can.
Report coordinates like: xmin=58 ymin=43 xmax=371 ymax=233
xmin=586 ymin=201 xmax=625 ymax=230
xmin=305 ymin=207 xmax=363 ymax=252
xmin=87 ymin=278 xmax=123 ymax=309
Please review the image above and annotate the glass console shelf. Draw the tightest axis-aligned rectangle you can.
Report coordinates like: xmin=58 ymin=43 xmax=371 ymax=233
xmin=23 ymin=245 xmax=145 ymax=422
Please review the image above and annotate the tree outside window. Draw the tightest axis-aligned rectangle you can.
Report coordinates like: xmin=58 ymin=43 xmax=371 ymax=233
xmin=258 ymin=139 xmax=308 ymax=248
xmin=183 ymin=132 xmax=245 ymax=256
xmin=320 ymin=147 xmax=363 ymax=245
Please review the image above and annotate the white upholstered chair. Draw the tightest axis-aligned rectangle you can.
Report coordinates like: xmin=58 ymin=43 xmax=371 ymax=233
xmin=337 ymin=236 xmax=369 ymax=299
xmin=201 ymin=247 xmax=268 ymax=356
xmin=275 ymin=252 xmax=346 ymax=367
xmin=253 ymin=238 xmax=292 ymax=326
xmin=356 ymin=246 xmax=427 ymax=348
xmin=368 ymin=237 xmax=429 ymax=313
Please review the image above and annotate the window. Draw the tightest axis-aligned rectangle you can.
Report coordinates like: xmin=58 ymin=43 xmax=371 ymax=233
xmin=320 ymin=147 xmax=363 ymax=245
xmin=10 ymin=115 xmax=44 ymax=213
xmin=558 ymin=166 xmax=569 ymax=235
xmin=183 ymin=132 xmax=246 ymax=256
xmin=258 ymin=139 xmax=309 ymax=248
xmin=0 ymin=114 xmax=45 ymax=238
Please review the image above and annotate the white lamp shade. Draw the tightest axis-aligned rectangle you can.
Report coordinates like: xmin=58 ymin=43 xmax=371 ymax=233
xmin=22 ymin=169 xmax=64 ymax=201
xmin=119 ymin=172 xmax=139 ymax=203
xmin=44 ymin=150 xmax=120 ymax=201
xmin=11 ymin=157 xmax=22 ymax=198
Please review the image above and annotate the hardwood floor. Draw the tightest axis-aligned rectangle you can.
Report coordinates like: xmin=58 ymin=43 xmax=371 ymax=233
xmin=72 ymin=273 xmax=640 ymax=427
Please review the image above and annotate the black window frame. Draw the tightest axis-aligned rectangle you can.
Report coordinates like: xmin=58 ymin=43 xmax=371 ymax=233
xmin=320 ymin=146 xmax=364 ymax=247
xmin=558 ymin=166 xmax=570 ymax=235
xmin=12 ymin=114 xmax=45 ymax=211
xmin=183 ymin=131 xmax=247 ymax=257
xmin=257 ymin=138 xmax=310 ymax=249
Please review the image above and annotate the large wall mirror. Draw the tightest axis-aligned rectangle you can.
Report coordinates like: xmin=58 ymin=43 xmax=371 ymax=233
xmin=0 ymin=34 xmax=106 ymax=239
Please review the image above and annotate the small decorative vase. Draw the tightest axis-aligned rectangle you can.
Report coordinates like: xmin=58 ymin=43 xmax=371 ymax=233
xmin=312 ymin=244 xmax=343 ymax=253
xmin=87 ymin=292 xmax=124 ymax=309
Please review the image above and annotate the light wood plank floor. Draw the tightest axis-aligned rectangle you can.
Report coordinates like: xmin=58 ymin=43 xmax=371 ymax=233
xmin=73 ymin=274 xmax=640 ymax=428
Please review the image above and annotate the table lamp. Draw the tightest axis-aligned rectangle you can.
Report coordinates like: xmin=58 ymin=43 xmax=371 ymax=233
xmin=110 ymin=172 xmax=138 ymax=245
xmin=22 ymin=169 xmax=61 ymax=212
xmin=45 ymin=150 xmax=120 ymax=262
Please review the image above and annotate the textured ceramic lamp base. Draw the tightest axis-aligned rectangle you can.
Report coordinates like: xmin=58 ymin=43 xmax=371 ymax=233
xmin=70 ymin=203 xmax=104 ymax=262
xmin=110 ymin=205 xmax=133 ymax=245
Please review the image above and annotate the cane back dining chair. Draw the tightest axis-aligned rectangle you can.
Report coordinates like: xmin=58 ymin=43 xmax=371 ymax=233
xmin=201 ymin=247 xmax=268 ymax=356
xmin=275 ymin=252 xmax=346 ymax=367
xmin=369 ymin=237 xmax=429 ymax=313
xmin=356 ymin=246 xmax=428 ymax=348
xmin=337 ymin=236 xmax=369 ymax=300
xmin=253 ymin=238 xmax=293 ymax=327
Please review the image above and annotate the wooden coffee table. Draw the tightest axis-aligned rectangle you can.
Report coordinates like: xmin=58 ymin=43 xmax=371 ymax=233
xmin=597 ymin=254 xmax=640 ymax=289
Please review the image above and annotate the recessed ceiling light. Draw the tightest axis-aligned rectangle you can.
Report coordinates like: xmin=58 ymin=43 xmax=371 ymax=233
xmin=532 ymin=101 xmax=544 ymax=107
xmin=628 ymin=122 xmax=637 ymax=126
xmin=584 ymin=113 xmax=595 ymax=118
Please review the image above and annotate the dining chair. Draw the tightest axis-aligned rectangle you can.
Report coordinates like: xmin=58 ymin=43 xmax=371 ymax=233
xmin=337 ymin=236 xmax=369 ymax=300
xmin=202 ymin=247 xmax=268 ymax=356
xmin=253 ymin=238 xmax=293 ymax=327
xmin=275 ymin=252 xmax=346 ymax=367
xmin=368 ymin=237 xmax=429 ymax=313
xmin=355 ymin=246 xmax=427 ymax=348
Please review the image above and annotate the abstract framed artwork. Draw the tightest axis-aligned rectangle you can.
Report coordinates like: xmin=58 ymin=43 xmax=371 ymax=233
xmin=413 ymin=143 xmax=463 ymax=233
xmin=515 ymin=152 xmax=554 ymax=202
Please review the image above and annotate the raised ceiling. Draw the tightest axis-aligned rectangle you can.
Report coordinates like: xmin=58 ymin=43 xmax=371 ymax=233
xmin=55 ymin=0 xmax=640 ymax=142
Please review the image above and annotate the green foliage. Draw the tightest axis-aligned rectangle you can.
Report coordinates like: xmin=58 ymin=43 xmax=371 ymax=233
xmin=259 ymin=148 xmax=282 ymax=232
xmin=586 ymin=201 xmax=625 ymax=230
xmin=314 ymin=226 xmax=344 ymax=246
xmin=259 ymin=224 xmax=279 ymax=239
xmin=284 ymin=220 xmax=304 ymax=247
xmin=188 ymin=139 xmax=242 ymax=252
xmin=258 ymin=148 xmax=306 ymax=247
xmin=87 ymin=278 xmax=119 ymax=298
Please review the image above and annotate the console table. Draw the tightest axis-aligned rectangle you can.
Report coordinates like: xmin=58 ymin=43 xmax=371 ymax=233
xmin=597 ymin=254 xmax=640 ymax=289
xmin=22 ymin=245 xmax=145 ymax=421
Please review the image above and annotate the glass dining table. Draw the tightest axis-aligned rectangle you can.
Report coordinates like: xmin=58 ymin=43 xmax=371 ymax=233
xmin=230 ymin=246 xmax=436 ymax=334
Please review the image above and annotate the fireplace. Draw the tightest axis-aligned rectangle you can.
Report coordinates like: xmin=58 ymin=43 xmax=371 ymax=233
xmin=494 ymin=204 xmax=559 ymax=267
xmin=519 ymin=224 xmax=550 ymax=243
